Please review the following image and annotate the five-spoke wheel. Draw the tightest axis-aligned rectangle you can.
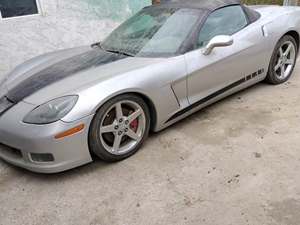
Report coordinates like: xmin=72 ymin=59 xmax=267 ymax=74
xmin=99 ymin=100 xmax=146 ymax=155
xmin=266 ymin=35 xmax=298 ymax=84
xmin=89 ymin=94 xmax=150 ymax=161
xmin=274 ymin=40 xmax=296 ymax=80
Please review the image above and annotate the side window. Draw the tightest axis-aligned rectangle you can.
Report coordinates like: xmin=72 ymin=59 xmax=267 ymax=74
xmin=198 ymin=6 xmax=248 ymax=48
xmin=0 ymin=0 xmax=39 ymax=19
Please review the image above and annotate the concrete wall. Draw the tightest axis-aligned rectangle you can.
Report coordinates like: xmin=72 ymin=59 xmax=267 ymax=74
xmin=284 ymin=0 xmax=299 ymax=5
xmin=0 ymin=0 xmax=150 ymax=80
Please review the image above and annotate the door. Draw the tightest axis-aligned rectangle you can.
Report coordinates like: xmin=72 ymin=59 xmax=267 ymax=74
xmin=186 ymin=5 xmax=268 ymax=105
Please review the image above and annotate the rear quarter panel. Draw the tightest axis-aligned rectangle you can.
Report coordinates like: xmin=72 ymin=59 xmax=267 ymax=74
xmin=255 ymin=6 xmax=300 ymax=52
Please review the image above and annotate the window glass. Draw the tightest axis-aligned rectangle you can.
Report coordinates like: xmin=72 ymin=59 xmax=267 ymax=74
xmin=198 ymin=6 xmax=248 ymax=48
xmin=102 ymin=8 xmax=201 ymax=57
xmin=139 ymin=9 xmax=199 ymax=55
xmin=0 ymin=0 xmax=38 ymax=18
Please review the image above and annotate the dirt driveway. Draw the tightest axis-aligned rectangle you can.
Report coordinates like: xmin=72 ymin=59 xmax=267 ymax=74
xmin=1 ymin=61 xmax=300 ymax=225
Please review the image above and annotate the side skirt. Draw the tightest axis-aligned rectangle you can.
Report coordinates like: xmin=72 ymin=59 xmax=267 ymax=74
xmin=165 ymin=69 xmax=264 ymax=124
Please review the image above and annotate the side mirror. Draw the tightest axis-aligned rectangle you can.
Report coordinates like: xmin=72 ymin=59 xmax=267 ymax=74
xmin=202 ymin=35 xmax=234 ymax=55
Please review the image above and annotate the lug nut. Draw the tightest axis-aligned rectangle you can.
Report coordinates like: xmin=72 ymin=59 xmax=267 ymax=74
xmin=124 ymin=128 xmax=128 ymax=132
xmin=114 ymin=125 xmax=119 ymax=130
xmin=118 ymin=131 xmax=123 ymax=136
xmin=125 ymin=120 xmax=129 ymax=125
xmin=119 ymin=118 xmax=123 ymax=123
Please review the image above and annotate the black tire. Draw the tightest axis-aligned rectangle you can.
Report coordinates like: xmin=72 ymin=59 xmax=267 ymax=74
xmin=265 ymin=35 xmax=298 ymax=85
xmin=88 ymin=94 xmax=150 ymax=162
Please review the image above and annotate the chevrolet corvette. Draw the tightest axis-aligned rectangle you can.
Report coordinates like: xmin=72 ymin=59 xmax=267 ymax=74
xmin=0 ymin=0 xmax=299 ymax=173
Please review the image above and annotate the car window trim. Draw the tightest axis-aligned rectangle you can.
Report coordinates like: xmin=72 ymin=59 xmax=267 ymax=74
xmin=176 ymin=8 xmax=207 ymax=55
xmin=187 ymin=4 xmax=249 ymax=52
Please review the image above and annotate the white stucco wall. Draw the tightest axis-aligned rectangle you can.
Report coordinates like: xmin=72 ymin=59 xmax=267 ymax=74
xmin=0 ymin=0 xmax=150 ymax=80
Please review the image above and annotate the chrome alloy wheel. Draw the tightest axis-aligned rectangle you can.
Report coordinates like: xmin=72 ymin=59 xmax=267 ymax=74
xmin=99 ymin=100 xmax=146 ymax=155
xmin=274 ymin=40 xmax=296 ymax=80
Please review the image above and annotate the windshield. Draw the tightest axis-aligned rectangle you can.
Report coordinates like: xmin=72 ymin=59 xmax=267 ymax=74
xmin=101 ymin=7 xmax=200 ymax=57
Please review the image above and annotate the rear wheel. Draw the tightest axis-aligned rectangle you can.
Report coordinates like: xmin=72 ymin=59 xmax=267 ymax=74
xmin=89 ymin=94 xmax=150 ymax=162
xmin=265 ymin=35 xmax=298 ymax=84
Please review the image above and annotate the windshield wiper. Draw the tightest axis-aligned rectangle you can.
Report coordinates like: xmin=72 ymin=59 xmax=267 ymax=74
xmin=105 ymin=49 xmax=135 ymax=57
xmin=91 ymin=42 xmax=134 ymax=57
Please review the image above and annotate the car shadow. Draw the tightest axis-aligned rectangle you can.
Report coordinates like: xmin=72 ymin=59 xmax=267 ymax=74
xmin=152 ymin=81 xmax=269 ymax=136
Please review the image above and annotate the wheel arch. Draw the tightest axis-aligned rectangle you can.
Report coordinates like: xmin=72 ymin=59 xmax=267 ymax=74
xmin=126 ymin=92 xmax=157 ymax=132
xmin=91 ymin=91 xmax=158 ymax=132
xmin=284 ymin=30 xmax=299 ymax=51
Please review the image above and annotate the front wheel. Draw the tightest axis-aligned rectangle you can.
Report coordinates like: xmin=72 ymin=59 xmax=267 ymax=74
xmin=89 ymin=94 xmax=150 ymax=162
xmin=265 ymin=35 xmax=298 ymax=85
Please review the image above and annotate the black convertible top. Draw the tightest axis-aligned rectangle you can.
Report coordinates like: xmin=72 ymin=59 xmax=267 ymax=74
xmin=159 ymin=0 xmax=241 ymax=11
xmin=157 ymin=0 xmax=260 ymax=22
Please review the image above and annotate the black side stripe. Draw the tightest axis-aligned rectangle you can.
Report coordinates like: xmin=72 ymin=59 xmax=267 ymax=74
xmin=165 ymin=77 xmax=246 ymax=123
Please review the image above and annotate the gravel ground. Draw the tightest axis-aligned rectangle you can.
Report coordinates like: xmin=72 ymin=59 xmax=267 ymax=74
xmin=1 ymin=61 xmax=300 ymax=225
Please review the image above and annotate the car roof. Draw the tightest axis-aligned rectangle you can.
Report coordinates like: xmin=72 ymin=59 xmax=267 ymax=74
xmin=159 ymin=0 xmax=241 ymax=11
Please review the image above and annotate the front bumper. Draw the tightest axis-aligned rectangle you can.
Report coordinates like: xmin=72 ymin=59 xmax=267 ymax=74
xmin=0 ymin=101 xmax=94 ymax=173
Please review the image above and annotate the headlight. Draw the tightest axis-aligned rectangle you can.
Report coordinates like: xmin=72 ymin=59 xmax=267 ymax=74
xmin=23 ymin=96 xmax=78 ymax=124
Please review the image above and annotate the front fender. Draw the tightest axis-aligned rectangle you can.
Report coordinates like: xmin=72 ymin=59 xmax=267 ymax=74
xmin=61 ymin=82 xmax=180 ymax=132
xmin=62 ymin=55 xmax=188 ymax=131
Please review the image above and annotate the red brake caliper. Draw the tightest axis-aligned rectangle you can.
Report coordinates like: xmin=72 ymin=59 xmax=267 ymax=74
xmin=130 ymin=119 xmax=139 ymax=132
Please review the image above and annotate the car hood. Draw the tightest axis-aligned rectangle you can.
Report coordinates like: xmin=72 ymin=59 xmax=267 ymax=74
xmin=0 ymin=46 xmax=90 ymax=97
xmin=0 ymin=46 xmax=162 ymax=105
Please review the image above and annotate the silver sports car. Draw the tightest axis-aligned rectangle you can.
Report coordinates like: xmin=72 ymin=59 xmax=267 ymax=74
xmin=0 ymin=0 xmax=299 ymax=173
